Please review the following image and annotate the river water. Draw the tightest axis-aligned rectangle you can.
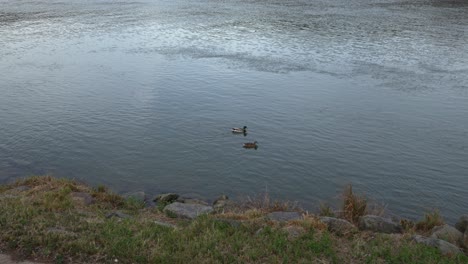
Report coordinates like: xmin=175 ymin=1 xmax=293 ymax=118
xmin=1 ymin=0 xmax=467 ymax=222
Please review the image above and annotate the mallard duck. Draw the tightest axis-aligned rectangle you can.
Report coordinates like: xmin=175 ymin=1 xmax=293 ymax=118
xmin=243 ymin=141 xmax=258 ymax=149
xmin=232 ymin=126 xmax=247 ymax=133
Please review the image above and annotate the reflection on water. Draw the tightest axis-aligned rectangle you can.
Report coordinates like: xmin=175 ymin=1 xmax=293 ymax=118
xmin=0 ymin=0 xmax=467 ymax=222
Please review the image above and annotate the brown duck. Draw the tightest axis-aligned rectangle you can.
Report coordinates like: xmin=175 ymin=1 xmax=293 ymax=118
xmin=243 ymin=141 xmax=258 ymax=149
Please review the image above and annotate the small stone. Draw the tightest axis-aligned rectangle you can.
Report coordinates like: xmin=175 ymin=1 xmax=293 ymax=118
xmin=412 ymin=235 xmax=462 ymax=255
xmin=283 ymin=225 xmax=306 ymax=240
xmin=106 ymin=211 xmax=131 ymax=219
xmin=154 ymin=220 xmax=176 ymax=228
xmin=213 ymin=195 xmax=228 ymax=207
xmin=213 ymin=195 xmax=229 ymax=204
xmin=358 ymin=215 xmax=402 ymax=234
xmin=46 ymin=227 xmax=77 ymax=237
xmin=164 ymin=202 xmax=213 ymax=219
xmin=463 ymin=230 xmax=468 ymax=249
xmin=455 ymin=215 xmax=468 ymax=233
xmin=319 ymin=216 xmax=357 ymax=235
xmin=213 ymin=199 xmax=236 ymax=211
xmin=267 ymin=211 xmax=302 ymax=222
xmin=0 ymin=194 xmax=18 ymax=199
xmin=71 ymin=192 xmax=95 ymax=206
xmin=255 ymin=228 xmax=264 ymax=236
xmin=154 ymin=193 xmax=179 ymax=203
xmin=430 ymin=224 xmax=463 ymax=247
xmin=144 ymin=199 xmax=156 ymax=208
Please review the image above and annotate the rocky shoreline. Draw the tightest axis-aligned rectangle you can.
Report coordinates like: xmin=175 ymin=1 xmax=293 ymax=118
xmin=132 ymin=190 xmax=468 ymax=257
xmin=0 ymin=176 xmax=467 ymax=263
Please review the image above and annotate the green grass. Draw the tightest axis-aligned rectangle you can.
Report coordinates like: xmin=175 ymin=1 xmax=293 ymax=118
xmin=0 ymin=176 xmax=466 ymax=263
xmin=352 ymin=234 xmax=466 ymax=264
xmin=319 ymin=202 xmax=336 ymax=217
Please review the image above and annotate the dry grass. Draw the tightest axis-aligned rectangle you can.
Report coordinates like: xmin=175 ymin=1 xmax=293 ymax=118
xmin=341 ymin=184 xmax=367 ymax=224
xmin=240 ymin=191 xmax=301 ymax=213
xmin=415 ymin=209 xmax=444 ymax=232
xmin=294 ymin=214 xmax=328 ymax=231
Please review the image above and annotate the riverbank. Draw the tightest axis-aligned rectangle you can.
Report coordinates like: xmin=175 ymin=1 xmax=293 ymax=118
xmin=0 ymin=176 xmax=467 ymax=263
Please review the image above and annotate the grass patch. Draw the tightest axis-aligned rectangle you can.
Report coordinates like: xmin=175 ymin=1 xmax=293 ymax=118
xmin=124 ymin=197 xmax=145 ymax=211
xmin=319 ymin=202 xmax=336 ymax=217
xmin=0 ymin=176 xmax=466 ymax=263
xmin=352 ymin=234 xmax=466 ymax=264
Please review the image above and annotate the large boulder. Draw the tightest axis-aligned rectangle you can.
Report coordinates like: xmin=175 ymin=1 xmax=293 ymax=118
xmin=430 ymin=224 xmax=463 ymax=247
xmin=267 ymin=211 xmax=302 ymax=222
xmin=154 ymin=193 xmax=179 ymax=203
xmin=358 ymin=215 xmax=402 ymax=234
xmin=319 ymin=217 xmax=357 ymax=235
xmin=164 ymin=202 xmax=213 ymax=219
xmin=455 ymin=215 xmax=468 ymax=233
xmin=412 ymin=235 xmax=462 ymax=255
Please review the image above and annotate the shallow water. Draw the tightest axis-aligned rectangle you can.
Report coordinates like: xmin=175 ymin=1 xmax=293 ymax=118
xmin=1 ymin=0 xmax=467 ymax=222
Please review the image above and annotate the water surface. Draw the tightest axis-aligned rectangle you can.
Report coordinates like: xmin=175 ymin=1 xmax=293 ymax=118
xmin=1 ymin=0 xmax=467 ymax=222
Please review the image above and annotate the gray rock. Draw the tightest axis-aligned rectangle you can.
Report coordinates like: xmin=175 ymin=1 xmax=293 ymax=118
xmin=144 ymin=199 xmax=156 ymax=208
xmin=430 ymin=224 xmax=463 ymax=247
xmin=154 ymin=220 xmax=176 ymax=228
xmin=106 ymin=211 xmax=131 ymax=219
xmin=358 ymin=215 xmax=402 ymax=234
xmin=412 ymin=235 xmax=462 ymax=255
xmin=213 ymin=195 xmax=237 ymax=211
xmin=255 ymin=228 xmax=264 ymax=236
xmin=267 ymin=211 xmax=302 ymax=222
xmin=124 ymin=191 xmax=146 ymax=203
xmin=12 ymin=186 xmax=30 ymax=192
xmin=71 ymin=192 xmax=95 ymax=206
xmin=213 ymin=195 xmax=229 ymax=204
xmin=0 ymin=253 xmax=42 ymax=264
xmin=455 ymin=215 xmax=468 ymax=233
xmin=0 ymin=194 xmax=18 ymax=199
xmin=154 ymin=193 xmax=179 ymax=203
xmin=177 ymin=197 xmax=209 ymax=205
xmin=319 ymin=217 xmax=357 ymax=235
xmin=213 ymin=199 xmax=236 ymax=211
xmin=164 ymin=202 xmax=213 ymax=219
